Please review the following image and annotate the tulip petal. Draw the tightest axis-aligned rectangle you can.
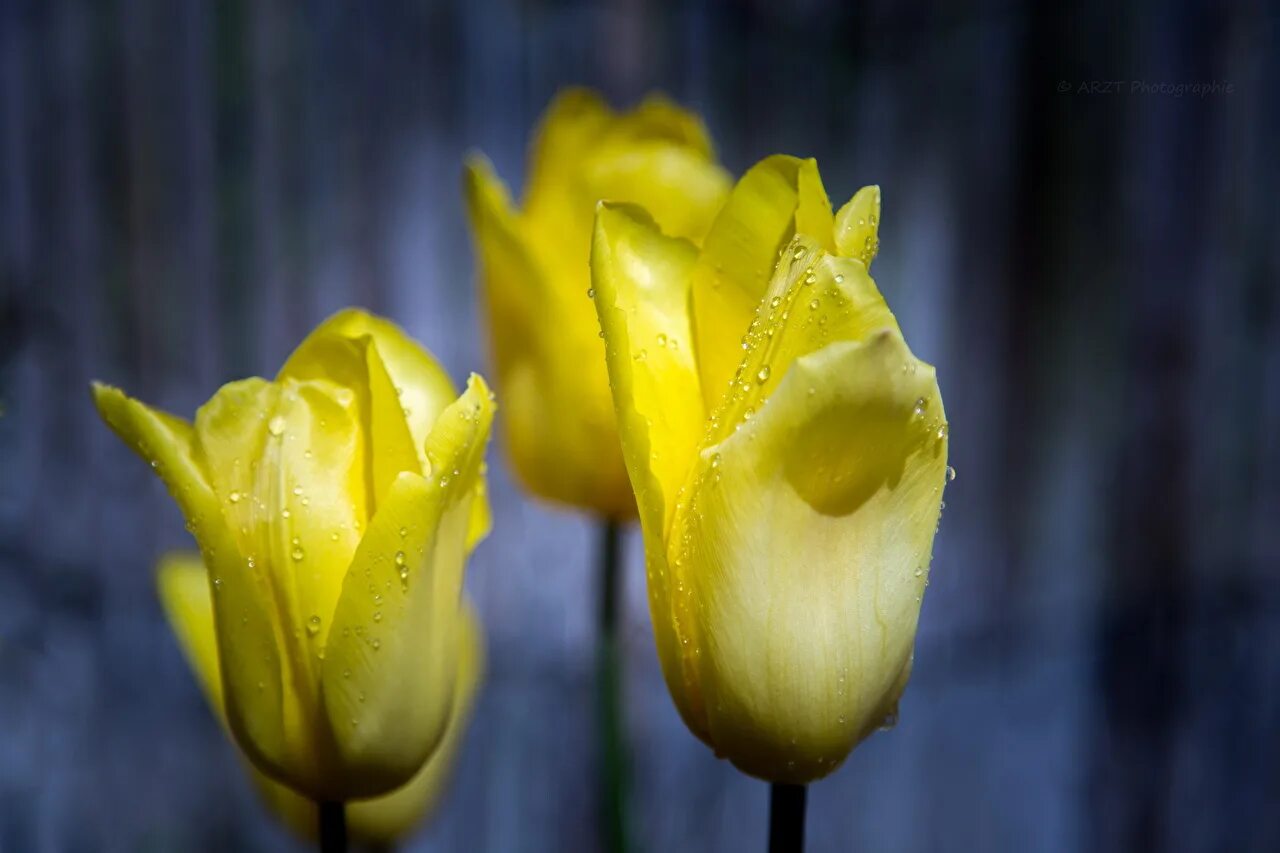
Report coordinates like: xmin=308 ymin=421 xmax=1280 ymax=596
xmin=834 ymin=185 xmax=881 ymax=266
xmin=705 ymin=235 xmax=898 ymax=446
xmin=321 ymin=375 xmax=494 ymax=798
xmin=277 ymin=323 xmax=421 ymax=511
xmin=462 ymin=154 xmax=547 ymax=398
xmin=690 ymin=156 xmax=834 ymax=411
xmin=91 ymin=384 xmax=288 ymax=781
xmin=282 ymin=309 xmax=457 ymax=470
xmin=194 ymin=377 xmax=365 ymax=649
xmin=465 ymin=153 xmax=634 ymax=517
xmin=590 ymin=202 xmax=708 ymax=732
xmin=253 ymin=599 xmax=485 ymax=845
xmin=573 ymin=144 xmax=730 ymax=247
xmin=591 ymin=202 xmax=704 ymax=530
xmin=523 ymin=87 xmax=615 ymax=221
xmin=674 ymin=331 xmax=947 ymax=782
xmin=346 ymin=599 xmax=485 ymax=842
xmin=156 ymin=551 xmax=225 ymax=714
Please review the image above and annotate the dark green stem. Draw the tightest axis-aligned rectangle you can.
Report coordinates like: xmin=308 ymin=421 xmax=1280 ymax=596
xmin=768 ymin=784 xmax=807 ymax=853
xmin=318 ymin=800 xmax=346 ymax=853
xmin=597 ymin=519 xmax=629 ymax=853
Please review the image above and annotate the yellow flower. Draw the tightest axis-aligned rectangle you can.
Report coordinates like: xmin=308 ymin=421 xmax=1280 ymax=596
xmin=589 ymin=156 xmax=949 ymax=783
xmin=157 ymin=552 xmax=483 ymax=844
xmin=92 ymin=309 xmax=495 ymax=800
xmin=463 ymin=87 xmax=731 ymax=518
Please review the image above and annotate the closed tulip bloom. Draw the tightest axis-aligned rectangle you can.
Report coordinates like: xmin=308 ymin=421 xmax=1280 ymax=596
xmin=157 ymin=552 xmax=483 ymax=845
xmin=464 ymin=88 xmax=731 ymax=517
xmin=589 ymin=157 xmax=949 ymax=783
xmin=92 ymin=309 xmax=494 ymax=801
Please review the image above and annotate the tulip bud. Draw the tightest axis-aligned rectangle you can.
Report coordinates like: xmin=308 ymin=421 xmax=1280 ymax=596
xmin=93 ymin=309 xmax=494 ymax=800
xmin=589 ymin=157 xmax=948 ymax=782
xmin=463 ymin=88 xmax=731 ymax=518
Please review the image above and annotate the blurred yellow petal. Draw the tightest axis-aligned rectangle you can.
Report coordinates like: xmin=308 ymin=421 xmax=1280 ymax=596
xmin=464 ymin=153 xmax=633 ymax=517
xmin=465 ymin=89 xmax=729 ymax=517
xmin=674 ymin=331 xmax=947 ymax=783
xmin=690 ymin=156 xmax=833 ymax=411
xmin=321 ymin=375 xmax=494 ymax=798
xmin=590 ymin=202 xmax=707 ymax=733
xmin=523 ymin=87 xmax=615 ymax=223
xmin=604 ymin=92 xmax=718 ymax=157
xmin=573 ymin=144 xmax=730 ymax=247
xmin=156 ymin=551 xmax=225 ymax=714
xmin=834 ymin=185 xmax=881 ymax=266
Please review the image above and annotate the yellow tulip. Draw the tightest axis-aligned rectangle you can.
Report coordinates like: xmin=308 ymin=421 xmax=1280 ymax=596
xmin=91 ymin=309 xmax=495 ymax=801
xmin=157 ymin=552 xmax=483 ymax=845
xmin=589 ymin=156 xmax=949 ymax=783
xmin=463 ymin=87 xmax=731 ymax=517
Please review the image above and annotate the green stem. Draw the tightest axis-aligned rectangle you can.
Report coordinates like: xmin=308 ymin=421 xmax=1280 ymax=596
xmin=317 ymin=800 xmax=346 ymax=853
xmin=768 ymin=783 xmax=807 ymax=853
xmin=598 ymin=520 xmax=629 ymax=853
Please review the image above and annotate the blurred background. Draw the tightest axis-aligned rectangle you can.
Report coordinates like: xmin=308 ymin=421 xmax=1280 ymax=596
xmin=2 ymin=1 xmax=1278 ymax=851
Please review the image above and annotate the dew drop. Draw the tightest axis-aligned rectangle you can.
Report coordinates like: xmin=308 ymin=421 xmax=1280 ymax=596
xmin=809 ymin=298 xmax=820 ymax=310
xmin=228 ymin=491 xmax=242 ymax=504
xmin=834 ymin=273 xmax=844 ymax=283
xmin=371 ymin=638 xmax=381 ymax=651
xmin=373 ymin=611 xmax=382 ymax=623
xmin=946 ymin=465 xmax=957 ymax=482
xmin=657 ymin=333 xmax=668 ymax=348
xmin=913 ymin=397 xmax=928 ymax=418
xmin=710 ymin=453 xmax=722 ymax=469
xmin=306 ymin=614 xmax=321 ymax=635
xmin=267 ymin=416 xmax=286 ymax=437
xmin=586 ymin=287 xmax=595 ymax=299
xmin=291 ymin=543 xmax=305 ymax=562
xmin=756 ymin=366 xmax=771 ymax=384
xmin=212 ymin=578 xmax=223 ymax=592
xmin=936 ymin=423 xmax=950 ymax=440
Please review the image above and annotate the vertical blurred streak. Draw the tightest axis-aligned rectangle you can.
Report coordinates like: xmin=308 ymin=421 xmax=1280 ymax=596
xmin=179 ymin=0 xmax=220 ymax=390
xmin=0 ymin=0 xmax=35 ymax=535
xmin=346 ymin=6 xmax=390 ymax=313
xmin=120 ymin=0 xmax=160 ymax=389
xmin=1090 ymin=2 xmax=1223 ymax=850
xmin=48 ymin=0 xmax=105 ymax=567
xmin=250 ymin=0 xmax=297 ymax=369
xmin=213 ymin=0 xmax=254 ymax=378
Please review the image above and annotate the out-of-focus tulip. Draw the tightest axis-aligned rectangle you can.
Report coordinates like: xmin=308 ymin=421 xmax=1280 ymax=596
xmin=157 ymin=552 xmax=483 ymax=844
xmin=589 ymin=156 xmax=949 ymax=783
xmin=92 ymin=309 xmax=494 ymax=801
xmin=463 ymin=87 xmax=731 ymax=518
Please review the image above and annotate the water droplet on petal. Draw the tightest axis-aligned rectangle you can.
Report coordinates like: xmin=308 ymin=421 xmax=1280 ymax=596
xmin=267 ymin=416 xmax=286 ymax=437
xmin=306 ymin=614 xmax=321 ymax=635
xmin=228 ymin=491 xmax=241 ymax=503
xmin=946 ymin=465 xmax=956 ymax=482
xmin=756 ymin=366 xmax=771 ymax=384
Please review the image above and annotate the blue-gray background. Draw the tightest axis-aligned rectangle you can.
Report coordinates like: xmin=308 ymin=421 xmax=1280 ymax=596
xmin=1 ymin=1 xmax=1278 ymax=851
